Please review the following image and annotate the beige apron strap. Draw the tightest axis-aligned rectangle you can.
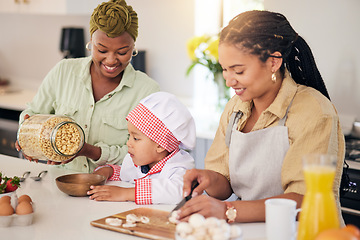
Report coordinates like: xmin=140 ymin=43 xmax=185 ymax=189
xmin=278 ymin=97 xmax=295 ymax=126
xmin=225 ymin=111 xmax=243 ymax=147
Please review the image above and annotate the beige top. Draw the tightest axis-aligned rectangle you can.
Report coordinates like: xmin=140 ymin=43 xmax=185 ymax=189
xmin=205 ymin=71 xmax=345 ymax=199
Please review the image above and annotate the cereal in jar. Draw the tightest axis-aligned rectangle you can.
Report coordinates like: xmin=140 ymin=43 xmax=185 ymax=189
xmin=17 ymin=114 xmax=85 ymax=162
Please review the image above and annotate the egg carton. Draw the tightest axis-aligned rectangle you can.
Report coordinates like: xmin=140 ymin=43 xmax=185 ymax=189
xmin=0 ymin=212 xmax=34 ymax=227
xmin=0 ymin=192 xmax=34 ymax=227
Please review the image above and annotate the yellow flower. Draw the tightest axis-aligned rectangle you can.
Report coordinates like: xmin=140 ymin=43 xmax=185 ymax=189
xmin=205 ymin=37 xmax=219 ymax=61
xmin=185 ymin=34 xmax=231 ymax=106
xmin=186 ymin=35 xmax=210 ymax=61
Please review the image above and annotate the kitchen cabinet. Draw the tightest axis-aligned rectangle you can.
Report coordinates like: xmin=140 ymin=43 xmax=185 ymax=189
xmin=0 ymin=0 xmax=102 ymax=15
xmin=0 ymin=118 xmax=20 ymax=158
xmin=0 ymin=89 xmax=36 ymax=157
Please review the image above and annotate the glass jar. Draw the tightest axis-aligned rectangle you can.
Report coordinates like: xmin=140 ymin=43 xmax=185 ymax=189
xmin=17 ymin=114 xmax=85 ymax=162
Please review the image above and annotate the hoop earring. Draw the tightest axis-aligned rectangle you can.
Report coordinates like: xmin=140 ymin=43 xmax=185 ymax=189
xmin=271 ymin=72 xmax=277 ymax=83
xmin=132 ymin=49 xmax=138 ymax=57
xmin=86 ymin=42 xmax=91 ymax=51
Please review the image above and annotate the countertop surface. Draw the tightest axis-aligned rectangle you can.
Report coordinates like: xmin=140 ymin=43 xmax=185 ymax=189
xmin=0 ymin=154 xmax=267 ymax=240
xmin=347 ymin=160 xmax=360 ymax=171
xmin=0 ymin=89 xmax=36 ymax=111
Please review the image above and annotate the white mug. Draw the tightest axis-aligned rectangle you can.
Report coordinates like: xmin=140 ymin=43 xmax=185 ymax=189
xmin=265 ymin=198 xmax=300 ymax=240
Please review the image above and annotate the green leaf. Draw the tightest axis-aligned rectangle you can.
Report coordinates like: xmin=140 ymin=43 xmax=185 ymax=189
xmin=186 ymin=62 xmax=198 ymax=76
xmin=0 ymin=176 xmax=9 ymax=193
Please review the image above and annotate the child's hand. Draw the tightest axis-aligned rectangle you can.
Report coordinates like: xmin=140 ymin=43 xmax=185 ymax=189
xmin=93 ymin=165 xmax=114 ymax=180
xmin=87 ymin=185 xmax=135 ymax=202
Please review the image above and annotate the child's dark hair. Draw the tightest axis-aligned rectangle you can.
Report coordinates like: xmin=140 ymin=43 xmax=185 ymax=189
xmin=220 ymin=10 xmax=330 ymax=100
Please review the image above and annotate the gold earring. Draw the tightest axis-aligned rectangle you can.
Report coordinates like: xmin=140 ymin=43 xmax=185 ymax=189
xmin=132 ymin=49 xmax=138 ymax=57
xmin=86 ymin=42 xmax=91 ymax=51
xmin=271 ymin=72 xmax=277 ymax=83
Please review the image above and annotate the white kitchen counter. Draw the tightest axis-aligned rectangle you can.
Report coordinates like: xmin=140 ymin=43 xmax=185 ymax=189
xmin=0 ymin=154 xmax=267 ymax=240
xmin=0 ymin=89 xmax=36 ymax=111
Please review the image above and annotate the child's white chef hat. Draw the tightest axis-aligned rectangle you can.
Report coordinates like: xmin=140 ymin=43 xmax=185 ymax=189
xmin=126 ymin=92 xmax=196 ymax=151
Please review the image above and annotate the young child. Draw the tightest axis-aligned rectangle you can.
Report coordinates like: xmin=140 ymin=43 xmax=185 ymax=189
xmin=88 ymin=92 xmax=196 ymax=204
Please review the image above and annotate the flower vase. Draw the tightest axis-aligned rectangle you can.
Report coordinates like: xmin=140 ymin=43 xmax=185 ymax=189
xmin=214 ymin=73 xmax=230 ymax=111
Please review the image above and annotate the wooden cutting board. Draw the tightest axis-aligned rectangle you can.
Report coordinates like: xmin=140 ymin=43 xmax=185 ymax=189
xmin=90 ymin=208 xmax=176 ymax=240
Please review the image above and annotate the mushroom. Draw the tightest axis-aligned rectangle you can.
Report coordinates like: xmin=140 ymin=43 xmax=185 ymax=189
xmin=105 ymin=218 xmax=122 ymax=227
xmin=176 ymin=222 xmax=193 ymax=238
xmin=140 ymin=216 xmax=150 ymax=224
xmin=126 ymin=213 xmax=139 ymax=224
xmin=188 ymin=213 xmax=205 ymax=228
xmin=169 ymin=210 xmax=180 ymax=224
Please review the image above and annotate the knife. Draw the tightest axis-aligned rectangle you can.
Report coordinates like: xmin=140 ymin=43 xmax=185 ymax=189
xmin=169 ymin=181 xmax=199 ymax=214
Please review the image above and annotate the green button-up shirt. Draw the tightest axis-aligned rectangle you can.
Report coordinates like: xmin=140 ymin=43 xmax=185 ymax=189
xmin=20 ymin=56 xmax=160 ymax=172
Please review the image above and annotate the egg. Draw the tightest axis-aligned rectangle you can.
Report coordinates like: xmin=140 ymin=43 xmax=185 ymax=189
xmin=0 ymin=202 xmax=14 ymax=216
xmin=15 ymin=201 xmax=33 ymax=215
xmin=18 ymin=194 xmax=32 ymax=203
xmin=0 ymin=195 xmax=11 ymax=204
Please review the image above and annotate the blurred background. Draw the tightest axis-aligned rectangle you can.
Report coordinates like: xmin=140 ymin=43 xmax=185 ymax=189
xmin=0 ymin=0 xmax=359 ymax=226
xmin=0 ymin=0 xmax=358 ymax=120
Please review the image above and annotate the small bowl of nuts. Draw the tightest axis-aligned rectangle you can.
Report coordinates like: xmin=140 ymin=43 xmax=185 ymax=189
xmin=56 ymin=173 xmax=106 ymax=197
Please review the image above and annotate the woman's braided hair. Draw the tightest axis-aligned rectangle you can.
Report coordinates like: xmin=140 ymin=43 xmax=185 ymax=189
xmin=220 ymin=10 xmax=330 ymax=100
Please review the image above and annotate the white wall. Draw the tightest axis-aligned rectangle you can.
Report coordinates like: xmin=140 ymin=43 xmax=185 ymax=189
xmin=0 ymin=13 xmax=89 ymax=90
xmin=0 ymin=0 xmax=195 ymax=101
xmin=265 ymin=0 xmax=360 ymax=121
xmin=128 ymin=0 xmax=195 ymax=101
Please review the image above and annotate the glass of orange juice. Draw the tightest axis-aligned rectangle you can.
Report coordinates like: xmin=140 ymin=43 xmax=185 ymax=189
xmin=297 ymin=154 xmax=340 ymax=240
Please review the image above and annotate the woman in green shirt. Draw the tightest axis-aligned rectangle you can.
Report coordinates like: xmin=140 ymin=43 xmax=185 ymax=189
xmin=17 ymin=0 xmax=160 ymax=172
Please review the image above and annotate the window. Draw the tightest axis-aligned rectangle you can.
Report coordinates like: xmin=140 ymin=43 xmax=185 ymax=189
xmin=192 ymin=0 xmax=264 ymax=111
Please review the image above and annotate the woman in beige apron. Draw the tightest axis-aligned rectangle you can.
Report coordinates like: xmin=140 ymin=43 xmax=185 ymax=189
xmin=177 ymin=10 xmax=345 ymax=223
xmin=226 ymin=100 xmax=292 ymax=201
